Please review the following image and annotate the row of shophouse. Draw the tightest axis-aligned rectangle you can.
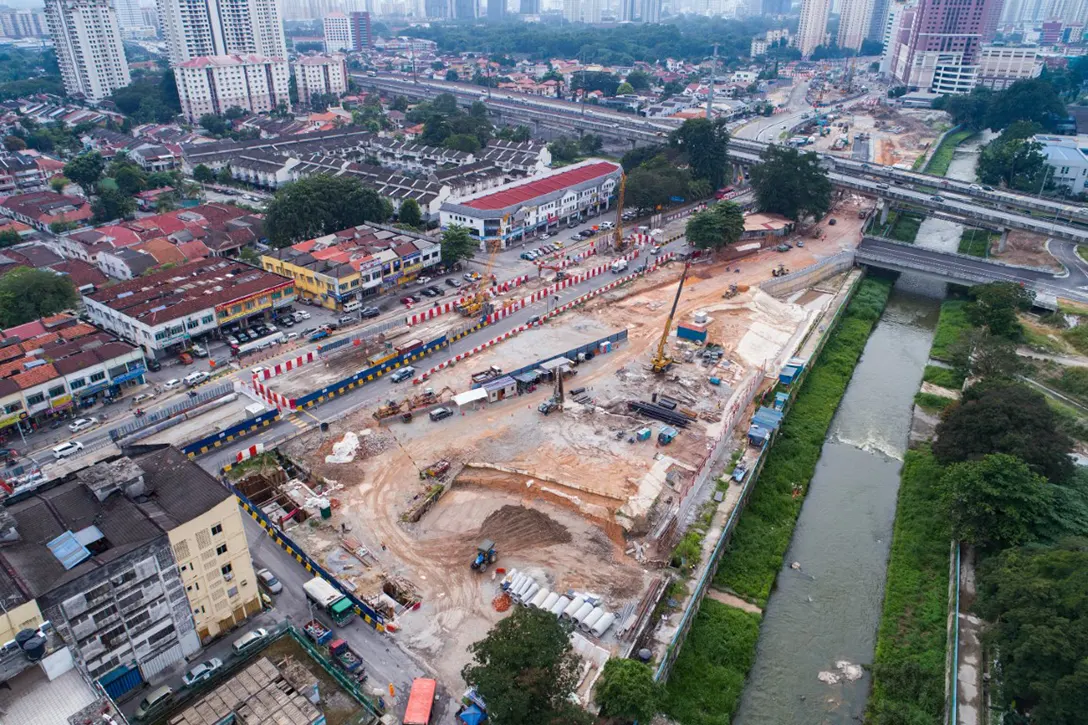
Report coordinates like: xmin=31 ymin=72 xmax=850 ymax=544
xmin=260 ymin=222 xmax=441 ymax=309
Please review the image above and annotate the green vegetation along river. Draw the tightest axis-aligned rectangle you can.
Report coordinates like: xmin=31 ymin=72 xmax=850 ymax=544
xmin=734 ymin=274 xmax=942 ymax=724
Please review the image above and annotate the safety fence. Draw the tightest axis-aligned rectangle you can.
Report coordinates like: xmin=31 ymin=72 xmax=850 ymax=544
xmin=230 ymin=484 xmax=387 ymax=631
xmin=413 ymin=252 xmax=672 ymax=383
xmin=254 ymin=351 xmax=318 ymax=381
xmin=759 ymin=250 xmax=857 ymax=297
xmin=181 ymin=408 xmax=281 ymax=458
xmin=108 ymin=382 xmax=235 ymax=441
xmin=654 ymin=271 xmax=865 ymax=683
xmin=404 ymin=273 xmax=532 ymax=327
xmin=481 ymin=329 xmax=629 ymax=388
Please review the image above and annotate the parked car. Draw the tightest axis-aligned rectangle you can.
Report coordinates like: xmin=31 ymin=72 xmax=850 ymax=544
xmin=520 ymin=251 xmax=536 ymax=261
xmin=163 ymin=378 xmax=182 ymax=390
xmin=178 ymin=352 xmax=194 ymax=365
xmin=390 ymin=366 xmax=415 ymax=383
xmin=286 ymin=332 xmax=300 ymax=341
xmin=429 ymin=407 xmax=454 ymax=422
xmin=417 ymin=275 xmax=431 ymax=285
xmin=281 ymin=317 xmax=295 ymax=327
xmin=236 ymin=331 xmax=251 ymax=343
xmin=131 ymin=392 xmax=156 ymax=405
xmin=400 ymin=296 xmax=415 ymax=307
xmin=134 ymin=686 xmax=174 ymax=721
xmin=184 ymin=371 xmax=209 ymax=387
xmin=146 ymin=358 xmax=162 ymax=372
xmin=182 ymin=658 xmax=223 ymax=688
xmin=225 ymin=335 xmax=239 ymax=346
xmin=420 ymin=287 xmax=440 ymax=298
xmin=68 ymin=417 xmax=98 ymax=433
xmin=256 ymin=568 xmax=282 ymax=594
xmin=231 ymin=628 xmax=268 ymax=655
xmin=298 ymin=310 xmax=311 ymax=320
xmin=190 ymin=344 xmax=208 ymax=358
xmin=426 ymin=286 xmax=443 ymax=297
xmin=361 ymin=306 xmax=381 ymax=318
xmin=52 ymin=441 xmax=85 ymax=460
xmin=540 ymin=233 xmax=552 ymax=240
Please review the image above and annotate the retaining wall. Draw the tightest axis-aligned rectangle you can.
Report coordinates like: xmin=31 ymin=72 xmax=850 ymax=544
xmin=181 ymin=408 xmax=281 ymax=457
xmin=760 ymin=250 xmax=857 ymax=297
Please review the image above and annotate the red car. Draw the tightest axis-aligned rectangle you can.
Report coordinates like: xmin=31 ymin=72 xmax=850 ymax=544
xmin=400 ymin=296 xmax=415 ymax=307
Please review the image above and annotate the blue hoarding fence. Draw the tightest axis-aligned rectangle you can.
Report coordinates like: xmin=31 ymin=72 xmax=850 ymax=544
xmin=229 ymin=485 xmax=386 ymax=631
xmin=181 ymin=408 xmax=282 ymax=458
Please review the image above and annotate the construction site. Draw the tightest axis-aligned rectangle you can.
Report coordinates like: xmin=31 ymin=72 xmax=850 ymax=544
xmin=237 ymin=195 xmax=869 ymax=692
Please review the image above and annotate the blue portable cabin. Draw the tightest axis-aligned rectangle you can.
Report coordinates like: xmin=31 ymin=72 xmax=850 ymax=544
xmin=779 ymin=365 xmax=800 ymax=385
xmin=748 ymin=406 xmax=784 ymax=447
xmin=773 ymin=391 xmax=789 ymax=411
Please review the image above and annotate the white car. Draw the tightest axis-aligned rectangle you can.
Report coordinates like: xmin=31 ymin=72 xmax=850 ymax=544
xmin=182 ymin=658 xmax=222 ymax=687
xmin=190 ymin=344 xmax=208 ymax=358
xmin=163 ymin=378 xmax=182 ymax=390
xmin=68 ymin=417 xmax=98 ymax=433
xmin=131 ymin=392 xmax=156 ymax=405
xmin=286 ymin=332 xmax=299 ymax=341
xmin=251 ymin=366 xmax=266 ymax=377
xmin=52 ymin=441 xmax=84 ymax=459
xmin=183 ymin=371 xmax=209 ymax=387
xmin=298 ymin=311 xmax=311 ymax=320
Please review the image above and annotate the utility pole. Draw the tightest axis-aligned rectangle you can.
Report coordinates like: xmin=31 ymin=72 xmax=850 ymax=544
xmin=485 ymin=46 xmax=492 ymax=100
xmin=580 ymin=49 xmax=586 ymax=116
xmin=706 ymin=43 xmax=718 ymax=120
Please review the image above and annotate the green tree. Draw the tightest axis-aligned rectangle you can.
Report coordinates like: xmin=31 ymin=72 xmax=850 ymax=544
xmin=264 ymin=175 xmax=393 ymax=247
xmin=444 ymin=133 xmax=481 ymax=153
xmin=977 ymin=538 xmax=1088 ymax=723
xmin=199 ymin=114 xmax=229 ymax=136
xmin=685 ymin=201 xmax=745 ymax=251
xmin=934 ymin=381 xmax=1075 ymax=483
xmin=216 ymin=167 xmax=233 ymax=184
xmin=399 ymin=198 xmax=422 ymax=228
xmin=939 ymin=453 xmax=1053 ymax=550
xmin=49 ymin=176 xmax=68 ymax=193
xmin=661 ymin=79 xmax=685 ymax=99
xmin=942 ymin=86 xmax=993 ymax=130
xmin=621 ymin=144 xmax=665 ymax=172
xmin=92 ymin=187 xmax=136 ymax=222
xmin=548 ymin=136 xmax=582 ymax=164
xmin=445 ymin=69 xmax=459 ymax=82
xmin=63 ymin=152 xmax=104 ymax=194
xmin=625 ymin=69 xmax=651 ymax=90
xmin=670 ymin=117 xmax=730 ymax=189
xmin=578 ymin=134 xmax=602 ymax=155
xmin=421 ymin=116 xmax=452 ymax=146
xmin=626 ymin=155 xmax=689 ymax=212
xmin=3 ymin=135 xmax=26 ymax=151
xmin=616 ymin=81 xmax=635 ymax=95
xmin=965 ymin=281 xmax=1034 ymax=338
xmin=985 ymin=78 xmax=1065 ymax=131
xmin=947 ymin=328 xmax=1023 ymax=381
xmin=391 ymin=95 xmax=410 ymax=112
xmin=595 ymin=658 xmax=659 ymax=723
xmin=112 ymin=165 xmax=147 ymax=196
xmin=0 ymin=267 xmax=79 ymax=327
xmin=462 ymin=607 xmax=592 ymax=725
xmin=977 ymin=130 xmax=1051 ymax=193
xmin=750 ymin=145 xmax=833 ymax=221
xmin=440 ymin=224 xmax=476 ymax=266
xmin=193 ymin=164 xmax=215 ymax=183
xmin=0 ymin=229 xmax=21 ymax=247
xmin=238 ymin=246 xmax=261 ymax=264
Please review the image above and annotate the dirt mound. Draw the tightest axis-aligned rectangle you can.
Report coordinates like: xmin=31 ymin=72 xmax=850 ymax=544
xmin=477 ymin=505 xmax=572 ymax=552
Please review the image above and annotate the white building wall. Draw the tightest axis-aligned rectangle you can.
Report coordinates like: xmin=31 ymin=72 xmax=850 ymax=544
xmin=796 ymin=0 xmax=831 ymax=56
xmin=175 ymin=56 xmax=290 ymax=121
xmin=323 ymin=13 xmax=351 ymax=51
xmin=45 ymin=0 xmax=132 ymax=100
xmin=837 ymin=0 xmax=874 ymax=51
xmin=294 ymin=55 xmax=348 ymax=105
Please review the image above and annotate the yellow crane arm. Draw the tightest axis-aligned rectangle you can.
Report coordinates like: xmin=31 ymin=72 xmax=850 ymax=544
xmin=651 ymin=261 xmax=691 ymax=373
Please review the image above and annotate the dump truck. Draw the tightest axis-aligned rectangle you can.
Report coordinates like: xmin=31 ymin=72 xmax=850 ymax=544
xmin=303 ymin=577 xmax=355 ymax=626
xmin=303 ymin=619 xmax=333 ymax=646
xmin=328 ymin=639 xmax=366 ymax=680
xmin=471 ymin=366 xmax=503 ymax=385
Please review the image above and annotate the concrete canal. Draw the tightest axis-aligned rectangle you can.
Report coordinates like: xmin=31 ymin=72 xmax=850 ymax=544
xmin=734 ymin=273 xmax=943 ymax=724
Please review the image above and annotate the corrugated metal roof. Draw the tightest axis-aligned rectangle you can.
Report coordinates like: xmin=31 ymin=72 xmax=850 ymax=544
xmin=46 ymin=531 xmax=91 ymax=570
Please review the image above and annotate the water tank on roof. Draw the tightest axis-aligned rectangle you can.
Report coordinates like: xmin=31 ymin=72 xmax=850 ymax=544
xmin=14 ymin=629 xmax=35 ymax=649
xmin=21 ymin=635 xmax=46 ymax=661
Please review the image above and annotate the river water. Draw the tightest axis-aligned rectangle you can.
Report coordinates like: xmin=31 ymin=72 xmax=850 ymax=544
xmin=733 ymin=274 xmax=943 ymax=725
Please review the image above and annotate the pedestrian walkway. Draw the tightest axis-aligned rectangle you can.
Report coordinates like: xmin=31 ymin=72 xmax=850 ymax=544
xmin=956 ymin=545 xmax=982 ymax=725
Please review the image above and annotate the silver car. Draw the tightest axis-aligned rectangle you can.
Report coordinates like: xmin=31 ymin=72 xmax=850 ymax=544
xmin=256 ymin=568 xmax=282 ymax=594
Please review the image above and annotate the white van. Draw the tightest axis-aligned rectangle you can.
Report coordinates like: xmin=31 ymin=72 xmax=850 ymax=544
xmin=342 ymin=299 xmax=362 ymax=313
xmin=611 ymin=259 xmax=628 ymax=274
xmin=183 ymin=371 xmax=209 ymax=387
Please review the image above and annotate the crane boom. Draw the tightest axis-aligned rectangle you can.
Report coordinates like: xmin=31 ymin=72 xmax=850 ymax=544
xmin=651 ymin=261 xmax=691 ymax=374
xmin=613 ymin=173 xmax=626 ymax=253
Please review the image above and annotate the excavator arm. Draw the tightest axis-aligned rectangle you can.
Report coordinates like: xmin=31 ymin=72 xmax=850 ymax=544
xmin=651 ymin=261 xmax=691 ymax=374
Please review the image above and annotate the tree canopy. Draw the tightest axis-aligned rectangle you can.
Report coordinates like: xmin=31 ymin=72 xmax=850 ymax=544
xmin=625 ymin=154 xmax=691 ymax=212
xmin=977 ymin=122 xmax=1051 ymax=193
xmin=685 ymin=201 xmax=745 ymax=251
xmin=398 ymin=198 xmax=422 ymax=228
xmin=670 ymin=117 xmax=730 ymax=189
xmin=264 ymin=175 xmax=393 ymax=247
xmin=977 ymin=538 xmax=1088 ymax=724
xmin=63 ymin=152 xmax=104 ymax=194
xmin=440 ymin=225 xmax=476 ymax=266
xmin=940 ymin=79 xmax=1066 ymax=132
xmin=462 ymin=607 xmax=592 ymax=725
xmin=939 ymin=453 xmax=1053 ymax=551
xmin=933 ymin=381 xmax=1075 ymax=483
xmin=750 ymin=145 xmax=832 ymax=221
xmin=965 ymin=281 xmax=1034 ymax=339
xmin=595 ymin=658 xmax=659 ymax=723
xmin=92 ymin=187 xmax=136 ymax=223
xmin=0 ymin=267 xmax=78 ymax=327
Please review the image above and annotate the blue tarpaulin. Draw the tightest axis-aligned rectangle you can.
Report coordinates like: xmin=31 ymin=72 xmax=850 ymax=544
xmin=459 ymin=705 xmax=486 ymax=725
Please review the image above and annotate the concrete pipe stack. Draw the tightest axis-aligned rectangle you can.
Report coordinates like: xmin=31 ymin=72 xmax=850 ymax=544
xmin=580 ymin=607 xmax=605 ymax=632
xmin=550 ymin=595 xmax=571 ymax=617
xmin=561 ymin=596 xmax=586 ymax=619
xmin=529 ymin=588 xmax=551 ymax=608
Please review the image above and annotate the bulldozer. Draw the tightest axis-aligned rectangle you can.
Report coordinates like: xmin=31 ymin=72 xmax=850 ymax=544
xmin=372 ymin=400 xmax=404 ymax=420
xmin=722 ymin=283 xmax=749 ymax=299
xmin=471 ymin=540 xmax=497 ymax=571
xmin=772 ymin=265 xmax=789 ymax=278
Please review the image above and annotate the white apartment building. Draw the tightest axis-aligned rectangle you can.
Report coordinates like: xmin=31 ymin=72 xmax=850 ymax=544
xmin=294 ymin=54 xmax=348 ymax=105
xmin=45 ymin=0 xmax=131 ymax=101
xmin=174 ymin=54 xmax=291 ymax=122
xmin=562 ymin=0 xmax=601 ymax=22
xmin=796 ymin=0 xmax=831 ymax=57
xmin=323 ymin=11 xmax=351 ymax=52
xmin=640 ymin=0 xmax=661 ymax=22
xmin=976 ymin=45 xmax=1043 ymax=89
xmin=1034 ymin=134 xmax=1088 ymax=194
xmin=837 ymin=0 xmax=873 ymax=51
xmin=156 ymin=0 xmax=287 ymax=65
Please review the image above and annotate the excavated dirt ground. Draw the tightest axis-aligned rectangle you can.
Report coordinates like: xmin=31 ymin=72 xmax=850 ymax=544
xmin=279 ymin=213 xmax=861 ymax=691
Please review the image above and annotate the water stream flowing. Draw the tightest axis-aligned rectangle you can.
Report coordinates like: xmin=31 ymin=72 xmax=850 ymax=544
xmin=733 ymin=273 xmax=944 ymax=724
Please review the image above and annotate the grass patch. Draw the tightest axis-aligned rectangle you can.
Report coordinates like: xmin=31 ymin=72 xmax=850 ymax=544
xmin=929 ymin=300 xmax=971 ymax=362
xmin=958 ymin=228 xmax=999 ymax=258
xmin=924 ymin=129 xmax=974 ymax=176
xmin=922 ymin=365 xmax=965 ymax=389
xmin=1062 ymin=323 xmax=1088 ymax=354
xmin=1023 ymin=324 xmax=1068 ymax=354
xmin=911 ymin=153 xmax=928 ymax=171
xmin=712 ymin=277 xmax=893 ymax=605
xmin=661 ymin=599 xmax=762 ymax=725
xmin=1078 ymin=245 xmax=1088 ymax=264
xmin=885 ymin=210 xmax=924 ymax=244
xmin=670 ymin=501 xmax=717 ymax=572
xmin=1044 ymin=395 xmax=1088 ymax=443
xmin=914 ymin=391 xmax=954 ymax=412
xmin=866 ymin=448 xmax=950 ymax=725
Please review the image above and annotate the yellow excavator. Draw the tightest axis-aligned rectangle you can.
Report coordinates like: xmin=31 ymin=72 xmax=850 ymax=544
xmin=650 ymin=261 xmax=692 ymax=374
xmin=457 ymin=240 xmax=501 ymax=317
